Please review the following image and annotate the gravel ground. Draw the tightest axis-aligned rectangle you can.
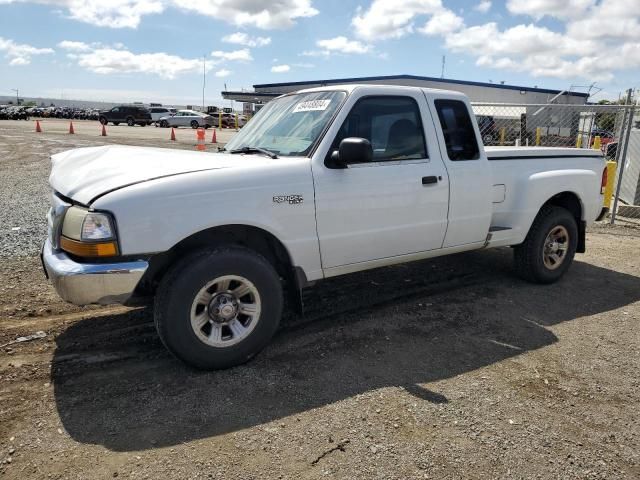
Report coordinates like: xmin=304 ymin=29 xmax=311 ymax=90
xmin=0 ymin=120 xmax=639 ymax=479
xmin=0 ymin=119 xmax=235 ymax=257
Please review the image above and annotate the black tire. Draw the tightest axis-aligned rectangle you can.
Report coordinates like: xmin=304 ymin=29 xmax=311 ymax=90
xmin=154 ymin=246 xmax=283 ymax=370
xmin=513 ymin=205 xmax=578 ymax=284
xmin=160 ymin=120 xmax=168 ymax=128
xmin=113 ymin=122 xmax=120 ymax=126
xmin=99 ymin=116 xmax=107 ymax=125
xmin=127 ymin=117 xmax=135 ymax=126
xmin=190 ymin=120 xmax=199 ymax=129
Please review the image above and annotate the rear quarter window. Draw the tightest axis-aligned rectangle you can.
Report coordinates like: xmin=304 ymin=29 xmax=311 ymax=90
xmin=434 ymin=99 xmax=480 ymax=161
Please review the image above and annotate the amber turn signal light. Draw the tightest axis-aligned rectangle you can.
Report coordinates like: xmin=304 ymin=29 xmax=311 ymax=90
xmin=60 ymin=236 xmax=118 ymax=257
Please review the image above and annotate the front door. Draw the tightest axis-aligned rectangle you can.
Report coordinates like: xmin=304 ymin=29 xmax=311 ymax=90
xmin=313 ymin=92 xmax=449 ymax=271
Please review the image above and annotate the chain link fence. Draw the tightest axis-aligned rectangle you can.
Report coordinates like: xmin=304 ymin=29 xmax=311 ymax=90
xmin=472 ymin=101 xmax=640 ymax=225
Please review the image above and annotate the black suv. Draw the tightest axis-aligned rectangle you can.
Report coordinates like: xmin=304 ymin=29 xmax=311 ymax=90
xmin=98 ymin=105 xmax=152 ymax=126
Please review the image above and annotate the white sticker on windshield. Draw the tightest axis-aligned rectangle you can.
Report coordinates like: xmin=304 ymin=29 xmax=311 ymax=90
xmin=292 ymin=99 xmax=331 ymax=113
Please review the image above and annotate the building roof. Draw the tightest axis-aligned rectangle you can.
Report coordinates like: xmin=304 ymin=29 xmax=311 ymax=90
xmin=253 ymin=74 xmax=590 ymax=98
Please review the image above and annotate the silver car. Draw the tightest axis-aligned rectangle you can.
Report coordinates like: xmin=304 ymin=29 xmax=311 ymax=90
xmin=158 ymin=110 xmax=214 ymax=129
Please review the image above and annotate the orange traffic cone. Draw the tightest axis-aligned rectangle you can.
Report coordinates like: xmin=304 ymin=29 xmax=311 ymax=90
xmin=170 ymin=127 xmax=176 ymax=141
xmin=211 ymin=129 xmax=217 ymax=143
xmin=69 ymin=121 xmax=75 ymax=134
xmin=101 ymin=124 xmax=107 ymax=136
xmin=35 ymin=120 xmax=42 ymax=133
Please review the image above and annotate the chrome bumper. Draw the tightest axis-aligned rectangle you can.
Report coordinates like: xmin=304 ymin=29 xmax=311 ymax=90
xmin=41 ymin=239 xmax=148 ymax=305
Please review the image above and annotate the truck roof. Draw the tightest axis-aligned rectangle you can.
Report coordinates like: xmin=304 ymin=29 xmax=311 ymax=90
xmin=294 ymin=83 xmax=469 ymax=99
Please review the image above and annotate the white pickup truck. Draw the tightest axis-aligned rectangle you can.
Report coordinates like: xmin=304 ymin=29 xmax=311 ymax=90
xmin=42 ymin=84 xmax=607 ymax=369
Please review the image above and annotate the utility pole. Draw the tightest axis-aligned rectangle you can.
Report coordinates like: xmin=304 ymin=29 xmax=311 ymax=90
xmin=202 ymin=55 xmax=206 ymax=112
xmin=11 ymin=88 xmax=18 ymax=105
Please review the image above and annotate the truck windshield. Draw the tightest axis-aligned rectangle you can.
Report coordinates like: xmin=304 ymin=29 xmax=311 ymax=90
xmin=224 ymin=91 xmax=346 ymax=157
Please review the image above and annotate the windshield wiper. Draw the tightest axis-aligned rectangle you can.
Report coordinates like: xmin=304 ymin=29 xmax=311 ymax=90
xmin=229 ymin=146 xmax=278 ymax=159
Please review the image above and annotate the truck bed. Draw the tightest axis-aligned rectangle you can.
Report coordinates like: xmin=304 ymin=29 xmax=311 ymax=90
xmin=485 ymin=147 xmax=604 ymax=248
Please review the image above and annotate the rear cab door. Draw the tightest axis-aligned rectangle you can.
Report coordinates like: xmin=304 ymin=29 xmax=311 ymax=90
xmin=425 ymin=91 xmax=493 ymax=247
xmin=312 ymin=85 xmax=450 ymax=274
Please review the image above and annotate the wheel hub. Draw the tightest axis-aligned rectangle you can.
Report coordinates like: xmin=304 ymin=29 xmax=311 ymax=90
xmin=207 ymin=293 xmax=238 ymax=323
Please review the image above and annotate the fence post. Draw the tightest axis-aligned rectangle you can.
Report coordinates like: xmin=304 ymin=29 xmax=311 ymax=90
xmin=499 ymin=127 xmax=505 ymax=146
xmin=610 ymin=89 xmax=635 ymax=224
xmin=535 ymin=127 xmax=541 ymax=146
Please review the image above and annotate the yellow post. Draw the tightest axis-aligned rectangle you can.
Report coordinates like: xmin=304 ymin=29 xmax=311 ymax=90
xmin=593 ymin=135 xmax=601 ymax=150
xmin=218 ymin=111 xmax=222 ymax=130
xmin=235 ymin=112 xmax=238 ymax=131
xmin=499 ymin=127 xmax=505 ymax=146
xmin=603 ymin=161 xmax=617 ymax=209
xmin=535 ymin=127 xmax=541 ymax=146
xmin=576 ymin=134 xmax=583 ymax=148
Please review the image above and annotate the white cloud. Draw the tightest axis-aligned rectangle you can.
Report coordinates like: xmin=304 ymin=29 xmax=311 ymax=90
xmin=0 ymin=0 xmax=165 ymax=28
xmin=211 ymin=48 xmax=253 ymax=62
xmin=316 ymin=36 xmax=371 ymax=54
xmin=506 ymin=0 xmax=596 ymax=19
xmin=57 ymin=40 xmax=92 ymax=51
xmin=214 ymin=68 xmax=232 ymax=77
xmin=0 ymin=36 xmax=54 ymax=66
xmin=474 ymin=0 xmax=491 ymax=13
xmin=0 ymin=0 xmax=318 ymax=29
xmin=271 ymin=64 xmax=290 ymax=73
xmin=352 ymin=0 xmax=454 ymax=41
xmin=70 ymin=47 xmax=211 ymax=79
xmin=174 ymin=0 xmax=318 ymax=29
xmin=419 ymin=10 xmax=464 ymax=36
xmin=222 ymin=32 xmax=271 ymax=47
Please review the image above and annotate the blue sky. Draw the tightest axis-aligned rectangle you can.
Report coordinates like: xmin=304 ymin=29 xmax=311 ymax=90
xmin=0 ymin=0 xmax=638 ymax=105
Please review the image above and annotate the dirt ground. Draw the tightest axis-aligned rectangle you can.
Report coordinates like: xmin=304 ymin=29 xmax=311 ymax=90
xmin=0 ymin=120 xmax=639 ymax=479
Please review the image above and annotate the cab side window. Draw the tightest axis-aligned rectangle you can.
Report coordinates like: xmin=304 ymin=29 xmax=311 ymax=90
xmin=331 ymin=96 xmax=427 ymax=163
xmin=434 ymin=99 xmax=480 ymax=161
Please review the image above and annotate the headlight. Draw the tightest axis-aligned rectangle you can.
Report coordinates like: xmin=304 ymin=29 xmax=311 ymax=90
xmin=60 ymin=207 xmax=119 ymax=257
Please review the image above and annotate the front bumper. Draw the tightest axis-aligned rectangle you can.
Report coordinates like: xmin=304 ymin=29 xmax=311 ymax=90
xmin=41 ymin=239 xmax=148 ymax=305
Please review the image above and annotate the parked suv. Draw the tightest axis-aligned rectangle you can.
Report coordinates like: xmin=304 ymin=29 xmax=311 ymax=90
xmin=98 ymin=105 xmax=152 ymax=126
xmin=149 ymin=106 xmax=174 ymax=124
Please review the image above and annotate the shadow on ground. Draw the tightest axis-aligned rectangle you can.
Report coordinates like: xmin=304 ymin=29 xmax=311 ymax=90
xmin=51 ymin=248 xmax=640 ymax=451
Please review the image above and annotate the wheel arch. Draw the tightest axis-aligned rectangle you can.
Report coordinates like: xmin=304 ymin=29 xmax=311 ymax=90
xmin=135 ymin=224 xmax=306 ymax=309
xmin=539 ymin=191 xmax=585 ymax=253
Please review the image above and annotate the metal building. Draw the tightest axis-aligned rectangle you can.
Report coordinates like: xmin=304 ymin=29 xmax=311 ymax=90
xmin=221 ymin=74 xmax=589 ymax=107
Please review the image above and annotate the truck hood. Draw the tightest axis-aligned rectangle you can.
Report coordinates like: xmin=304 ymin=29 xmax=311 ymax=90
xmin=50 ymin=145 xmax=271 ymax=205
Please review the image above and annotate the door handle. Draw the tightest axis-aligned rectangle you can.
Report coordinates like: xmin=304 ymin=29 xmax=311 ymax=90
xmin=422 ymin=176 xmax=439 ymax=185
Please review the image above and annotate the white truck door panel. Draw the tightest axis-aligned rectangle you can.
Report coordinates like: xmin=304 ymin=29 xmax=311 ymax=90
xmin=427 ymin=96 xmax=492 ymax=247
xmin=312 ymin=89 xmax=449 ymax=269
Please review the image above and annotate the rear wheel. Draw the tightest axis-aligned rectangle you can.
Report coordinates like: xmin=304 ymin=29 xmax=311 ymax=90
xmin=160 ymin=120 xmax=168 ymax=128
xmin=190 ymin=120 xmax=199 ymax=129
xmin=154 ymin=247 xmax=283 ymax=370
xmin=513 ymin=205 xmax=578 ymax=284
xmin=99 ymin=116 xmax=107 ymax=125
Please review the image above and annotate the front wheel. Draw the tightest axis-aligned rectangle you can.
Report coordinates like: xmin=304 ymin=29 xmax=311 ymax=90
xmin=190 ymin=120 xmax=199 ymax=129
xmin=513 ymin=205 xmax=578 ymax=284
xmin=154 ymin=247 xmax=283 ymax=370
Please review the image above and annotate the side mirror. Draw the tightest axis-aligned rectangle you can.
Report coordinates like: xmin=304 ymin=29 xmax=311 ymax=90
xmin=329 ymin=137 xmax=373 ymax=168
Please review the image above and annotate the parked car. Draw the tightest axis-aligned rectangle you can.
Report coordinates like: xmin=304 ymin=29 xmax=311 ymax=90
xmin=98 ymin=105 xmax=152 ymax=126
xmin=476 ymin=115 xmax=497 ymax=144
xmin=158 ymin=110 xmax=214 ymax=129
xmin=43 ymin=85 xmax=607 ymax=370
xmin=213 ymin=112 xmax=248 ymax=128
xmin=590 ymin=129 xmax=615 ymax=148
xmin=149 ymin=106 xmax=174 ymax=124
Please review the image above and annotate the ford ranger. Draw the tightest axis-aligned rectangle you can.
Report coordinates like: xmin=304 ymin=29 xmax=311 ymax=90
xmin=42 ymin=85 xmax=607 ymax=369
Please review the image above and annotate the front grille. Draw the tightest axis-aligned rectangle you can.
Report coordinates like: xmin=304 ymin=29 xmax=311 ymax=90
xmin=48 ymin=192 xmax=70 ymax=250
